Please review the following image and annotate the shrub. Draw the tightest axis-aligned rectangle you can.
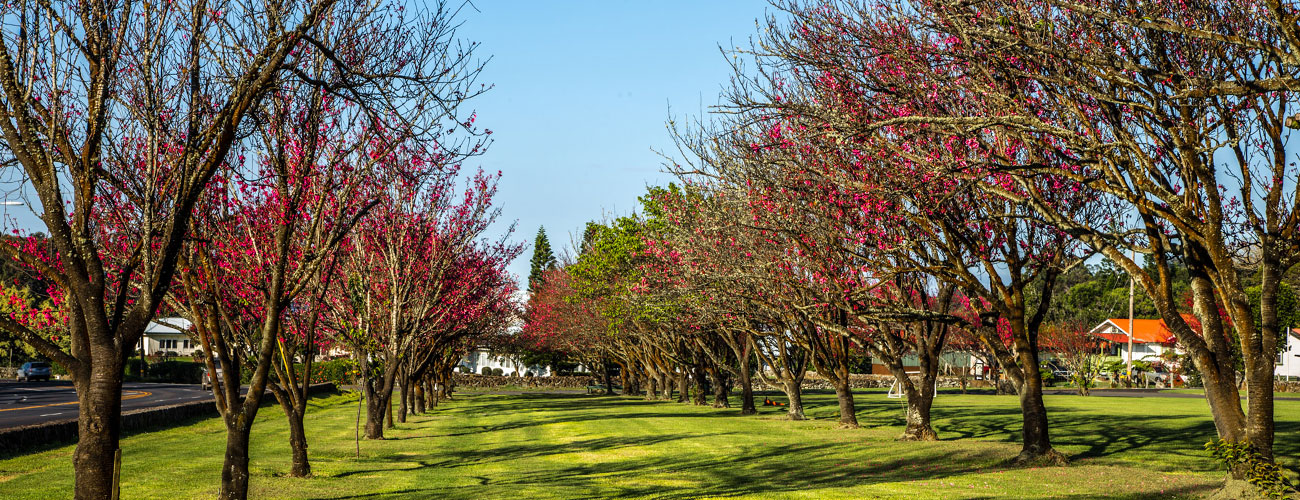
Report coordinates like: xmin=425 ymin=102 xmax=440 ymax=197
xmin=293 ymin=358 xmax=357 ymax=387
xmin=1205 ymin=439 xmax=1298 ymax=499
xmin=145 ymin=360 xmax=204 ymax=384
xmin=481 ymin=367 xmax=491 ymax=376
xmin=491 ymin=368 xmax=503 ymax=377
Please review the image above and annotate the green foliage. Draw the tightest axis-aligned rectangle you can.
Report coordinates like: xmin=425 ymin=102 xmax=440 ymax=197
xmin=481 ymin=366 xmax=491 ymax=376
xmin=1040 ymin=257 xmax=1188 ymax=326
xmin=528 ymin=226 xmax=558 ymax=291
xmin=491 ymin=367 xmax=503 ymax=377
xmin=0 ymin=284 xmax=65 ymax=366
xmin=1204 ymin=439 xmax=1298 ymax=499
xmin=293 ymin=358 xmax=357 ymax=387
xmin=133 ymin=360 xmax=204 ymax=384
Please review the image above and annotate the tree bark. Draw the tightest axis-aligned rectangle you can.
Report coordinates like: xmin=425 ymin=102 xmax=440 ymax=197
xmin=602 ymin=358 xmax=615 ymax=395
xmin=397 ymin=375 xmax=410 ymax=424
xmin=269 ymin=384 xmax=312 ymax=478
xmin=707 ymin=366 xmax=730 ymax=408
xmin=1014 ymin=373 xmax=1060 ymax=464
xmin=286 ymin=406 xmax=310 ymax=477
xmin=783 ymin=377 xmax=806 ymax=420
xmin=692 ymin=364 xmax=710 ymax=405
xmin=832 ymin=377 xmax=858 ymax=428
xmin=219 ymin=418 xmax=253 ymax=500
xmin=72 ymin=359 xmax=124 ymax=500
xmin=737 ymin=344 xmax=756 ymax=415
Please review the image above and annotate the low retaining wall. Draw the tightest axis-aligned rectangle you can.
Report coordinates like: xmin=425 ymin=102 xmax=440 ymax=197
xmin=453 ymin=373 xmax=598 ymax=390
xmin=0 ymin=383 xmax=337 ymax=456
xmin=752 ymin=373 xmax=989 ymax=392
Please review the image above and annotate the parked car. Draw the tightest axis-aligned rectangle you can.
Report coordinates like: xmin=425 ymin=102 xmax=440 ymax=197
xmin=17 ymin=361 xmax=52 ymax=382
xmin=201 ymin=358 xmax=223 ymax=391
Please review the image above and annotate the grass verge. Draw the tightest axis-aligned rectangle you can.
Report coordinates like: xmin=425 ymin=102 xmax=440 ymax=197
xmin=2 ymin=388 xmax=1297 ymax=499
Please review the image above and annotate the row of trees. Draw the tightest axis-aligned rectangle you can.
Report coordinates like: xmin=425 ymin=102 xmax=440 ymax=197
xmin=523 ymin=0 xmax=1300 ymax=489
xmin=0 ymin=1 xmax=518 ymax=499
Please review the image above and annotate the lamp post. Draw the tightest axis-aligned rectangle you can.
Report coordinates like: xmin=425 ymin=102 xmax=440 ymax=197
xmin=1 ymin=200 xmax=19 ymax=376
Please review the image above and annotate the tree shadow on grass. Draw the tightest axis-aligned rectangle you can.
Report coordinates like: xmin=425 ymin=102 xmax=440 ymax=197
xmin=313 ymin=390 xmax=1273 ymax=499
xmin=319 ymin=437 xmax=1217 ymax=500
xmin=409 ymin=394 xmax=743 ymax=438
xmin=330 ymin=432 xmax=736 ymax=478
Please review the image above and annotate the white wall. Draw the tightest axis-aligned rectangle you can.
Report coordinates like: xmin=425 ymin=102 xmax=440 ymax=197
xmin=143 ymin=335 xmax=200 ymax=356
xmin=457 ymin=349 xmax=552 ymax=377
xmin=1277 ymin=333 xmax=1300 ymax=378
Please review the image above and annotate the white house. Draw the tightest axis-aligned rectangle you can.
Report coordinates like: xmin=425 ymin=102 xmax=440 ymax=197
xmin=141 ymin=317 xmax=199 ymax=356
xmin=457 ymin=348 xmax=552 ymax=377
xmin=1089 ymin=317 xmax=1183 ymax=362
xmin=1277 ymin=329 xmax=1300 ymax=379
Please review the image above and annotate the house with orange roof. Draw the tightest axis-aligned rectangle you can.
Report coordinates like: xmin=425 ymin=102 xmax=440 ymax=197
xmin=1090 ymin=317 xmax=1300 ymax=379
xmin=1088 ymin=315 xmax=1185 ymax=362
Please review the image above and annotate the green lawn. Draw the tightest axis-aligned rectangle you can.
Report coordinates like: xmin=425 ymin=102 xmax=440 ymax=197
xmin=1159 ymin=388 xmax=1300 ymax=400
xmin=2 ymin=388 xmax=1298 ymax=499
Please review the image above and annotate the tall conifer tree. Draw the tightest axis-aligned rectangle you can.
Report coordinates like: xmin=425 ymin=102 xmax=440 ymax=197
xmin=529 ymin=227 xmax=558 ymax=291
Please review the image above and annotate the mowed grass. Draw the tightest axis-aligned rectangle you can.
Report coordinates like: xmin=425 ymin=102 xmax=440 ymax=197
xmin=2 ymin=388 xmax=1299 ymax=499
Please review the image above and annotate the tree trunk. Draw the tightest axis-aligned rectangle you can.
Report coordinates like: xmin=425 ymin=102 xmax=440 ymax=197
xmin=738 ymin=351 xmax=756 ymax=415
xmin=902 ymin=388 xmax=937 ymax=441
xmin=644 ymin=370 xmax=657 ymax=400
xmin=218 ymin=419 xmax=253 ymax=500
xmin=397 ymin=375 xmax=410 ymax=424
xmin=269 ymin=386 xmax=312 ymax=478
xmin=707 ymin=367 xmax=730 ymax=408
xmin=365 ymin=393 xmax=386 ymax=439
xmin=1014 ymin=370 xmax=1064 ymax=464
xmin=832 ymin=377 xmax=858 ymax=428
xmin=441 ymin=370 xmax=454 ymax=399
xmin=286 ymin=406 xmax=310 ymax=477
xmin=676 ymin=371 xmax=690 ymax=403
xmin=363 ymin=369 xmax=393 ymax=440
xmin=385 ymin=386 xmax=395 ymax=429
xmin=782 ymin=378 xmax=805 ymax=420
xmin=72 ymin=359 xmax=124 ymax=500
xmin=602 ymin=358 xmax=615 ymax=395
xmin=414 ymin=380 xmax=426 ymax=414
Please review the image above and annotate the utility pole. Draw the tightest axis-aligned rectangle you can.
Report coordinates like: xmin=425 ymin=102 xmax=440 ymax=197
xmin=1127 ymin=248 xmax=1136 ymax=385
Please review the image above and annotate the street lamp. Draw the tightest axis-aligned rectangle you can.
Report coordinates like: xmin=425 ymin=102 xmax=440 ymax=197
xmin=1 ymin=200 xmax=18 ymax=375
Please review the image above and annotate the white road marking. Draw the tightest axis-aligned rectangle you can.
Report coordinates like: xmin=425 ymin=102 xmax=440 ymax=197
xmin=39 ymin=412 xmax=62 ymax=417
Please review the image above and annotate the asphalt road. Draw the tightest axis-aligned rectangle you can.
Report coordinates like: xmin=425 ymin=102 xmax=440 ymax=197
xmin=0 ymin=380 xmax=212 ymax=429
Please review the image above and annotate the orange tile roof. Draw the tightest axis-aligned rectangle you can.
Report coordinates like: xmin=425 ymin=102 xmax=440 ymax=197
xmin=1090 ymin=316 xmax=1190 ymax=345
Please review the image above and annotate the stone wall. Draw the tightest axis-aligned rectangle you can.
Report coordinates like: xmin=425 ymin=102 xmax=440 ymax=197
xmin=453 ymin=373 xmax=599 ymax=390
xmin=752 ymin=372 xmax=992 ymax=391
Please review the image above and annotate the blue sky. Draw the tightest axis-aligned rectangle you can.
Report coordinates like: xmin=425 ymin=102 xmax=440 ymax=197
xmin=460 ymin=1 xmax=773 ymax=285
xmin=0 ymin=2 xmax=775 ymax=290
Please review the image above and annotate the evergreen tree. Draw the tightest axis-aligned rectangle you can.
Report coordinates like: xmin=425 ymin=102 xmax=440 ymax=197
xmin=528 ymin=226 xmax=557 ymax=290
